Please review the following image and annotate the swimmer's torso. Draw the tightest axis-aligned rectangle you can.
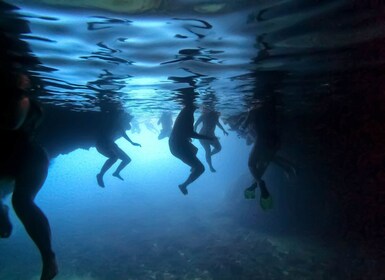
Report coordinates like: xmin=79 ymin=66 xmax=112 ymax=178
xmin=199 ymin=111 xmax=219 ymax=136
xmin=169 ymin=106 xmax=195 ymax=144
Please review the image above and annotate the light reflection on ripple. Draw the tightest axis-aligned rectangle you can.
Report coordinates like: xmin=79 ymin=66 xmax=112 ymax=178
xmin=11 ymin=4 xmax=256 ymax=116
xmin=7 ymin=0 xmax=383 ymax=118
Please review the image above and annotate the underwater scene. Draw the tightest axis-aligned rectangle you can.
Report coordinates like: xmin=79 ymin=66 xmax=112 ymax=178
xmin=1 ymin=0 xmax=385 ymax=279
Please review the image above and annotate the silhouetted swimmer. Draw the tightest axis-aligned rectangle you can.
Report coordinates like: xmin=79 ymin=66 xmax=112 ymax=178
xmin=0 ymin=73 xmax=58 ymax=280
xmin=157 ymin=111 xmax=173 ymax=140
xmin=0 ymin=181 xmax=12 ymax=238
xmin=96 ymin=112 xmax=141 ymax=188
xmin=130 ymin=117 xmax=141 ymax=134
xmin=194 ymin=106 xmax=228 ymax=172
xmin=169 ymin=103 xmax=216 ymax=195
xmin=242 ymin=99 xmax=279 ymax=210
xmin=224 ymin=112 xmax=296 ymax=178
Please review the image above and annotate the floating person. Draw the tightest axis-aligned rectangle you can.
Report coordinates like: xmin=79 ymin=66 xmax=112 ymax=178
xmin=194 ymin=106 xmax=228 ymax=172
xmin=241 ymin=98 xmax=280 ymax=210
xmin=144 ymin=119 xmax=159 ymax=135
xmin=0 ymin=72 xmax=58 ymax=280
xmin=95 ymin=111 xmax=141 ymax=188
xmin=169 ymin=101 xmax=216 ymax=195
xmin=222 ymin=112 xmax=252 ymax=143
xmin=130 ymin=117 xmax=141 ymax=134
xmin=157 ymin=110 xmax=173 ymax=140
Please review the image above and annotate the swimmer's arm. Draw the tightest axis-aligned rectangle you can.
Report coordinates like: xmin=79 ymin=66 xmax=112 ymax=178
xmin=122 ymin=131 xmax=142 ymax=147
xmin=191 ymin=131 xmax=216 ymax=141
xmin=216 ymin=120 xmax=228 ymax=135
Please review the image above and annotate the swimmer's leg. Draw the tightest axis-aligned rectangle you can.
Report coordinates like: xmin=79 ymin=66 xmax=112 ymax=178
xmin=210 ymin=140 xmax=222 ymax=172
xmin=97 ymin=156 xmax=117 ymax=188
xmin=201 ymin=141 xmax=216 ymax=172
xmin=210 ymin=139 xmax=222 ymax=156
xmin=247 ymin=143 xmax=274 ymax=207
xmin=0 ymin=202 xmax=12 ymax=238
xmin=179 ymin=155 xmax=205 ymax=195
xmin=12 ymin=146 xmax=57 ymax=280
xmin=112 ymin=147 xmax=131 ymax=181
xmin=0 ymin=181 xmax=13 ymax=238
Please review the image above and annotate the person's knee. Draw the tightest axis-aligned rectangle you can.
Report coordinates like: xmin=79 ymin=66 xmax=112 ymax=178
xmin=11 ymin=197 xmax=28 ymax=222
xmin=109 ymin=155 xmax=118 ymax=163
xmin=11 ymin=194 xmax=28 ymax=213
xmin=193 ymin=146 xmax=198 ymax=155
xmin=195 ymin=162 xmax=205 ymax=175
xmin=121 ymin=156 xmax=131 ymax=164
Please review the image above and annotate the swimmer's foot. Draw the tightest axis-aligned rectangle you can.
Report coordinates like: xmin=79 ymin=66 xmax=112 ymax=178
xmin=112 ymin=172 xmax=124 ymax=181
xmin=0 ymin=205 xmax=12 ymax=238
xmin=259 ymin=180 xmax=269 ymax=198
xmin=259 ymin=180 xmax=273 ymax=210
xmin=260 ymin=195 xmax=273 ymax=211
xmin=178 ymin=184 xmax=188 ymax=195
xmin=244 ymin=188 xmax=255 ymax=199
xmin=244 ymin=182 xmax=258 ymax=199
xmin=96 ymin=174 xmax=105 ymax=188
xmin=41 ymin=255 xmax=58 ymax=280
xmin=209 ymin=166 xmax=216 ymax=173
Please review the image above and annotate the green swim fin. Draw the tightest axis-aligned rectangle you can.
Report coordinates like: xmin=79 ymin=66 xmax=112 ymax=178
xmin=244 ymin=188 xmax=256 ymax=199
xmin=260 ymin=195 xmax=273 ymax=210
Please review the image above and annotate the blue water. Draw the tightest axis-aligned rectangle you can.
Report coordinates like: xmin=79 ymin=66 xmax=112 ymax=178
xmin=1 ymin=0 xmax=384 ymax=279
xmin=2 ymin=131 xmax=304 ymax=280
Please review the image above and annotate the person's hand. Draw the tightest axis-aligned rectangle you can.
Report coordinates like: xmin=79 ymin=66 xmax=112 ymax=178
xmin=134 ymin=143 xmax=141 ymax=147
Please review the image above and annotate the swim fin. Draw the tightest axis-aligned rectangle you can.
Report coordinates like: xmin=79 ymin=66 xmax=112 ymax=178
xmin=260 ymin=195 xmax=273 ymax=210
xmin=244 ymin=182 xmax=258 ymax=199
xmin=244 ymin=188 xmax=256 ymax=199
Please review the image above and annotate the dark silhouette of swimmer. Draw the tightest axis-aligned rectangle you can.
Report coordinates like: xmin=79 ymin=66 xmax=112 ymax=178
xmin=0 ymin=73 xmax=58 ymax=280
xmin=169 ymin=103 xmax=216 ymax=195
xmin=241 ymin=99 xmax=280 ymax=210
xmin=194 ymin=106 xmax=228 ymax=172
xmin=157 ymin=111 xmax=173 ymax=140
xmin=96 ymin=111 xmax=141 ymax=188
